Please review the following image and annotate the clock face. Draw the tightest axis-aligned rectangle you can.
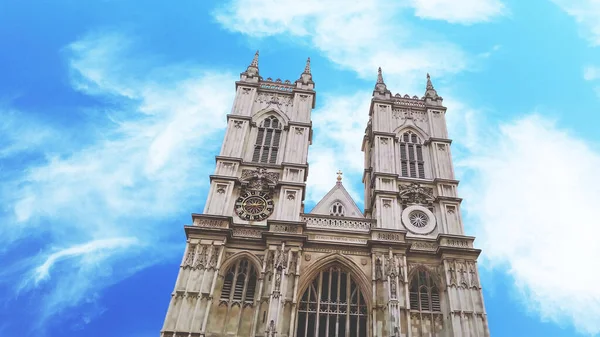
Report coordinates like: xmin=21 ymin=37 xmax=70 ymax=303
xmin=234 ymin=190 xmax=274 ymax=221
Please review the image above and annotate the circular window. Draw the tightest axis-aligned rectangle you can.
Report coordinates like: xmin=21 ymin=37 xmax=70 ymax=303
xmin=401 ymin=205 xmax=436 ymax=235
xmin=409 ymin=210 xmax=428 ymax=228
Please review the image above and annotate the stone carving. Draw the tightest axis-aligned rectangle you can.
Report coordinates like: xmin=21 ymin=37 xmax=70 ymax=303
xmin=382 ymin=199 xmax=391 ymax=208
xmin=232 ymin=228 xmax=262 ymax=238
xmin=193 ymin=218 xmax=228 ymax=228
xmin=288 ymin=252 xmax=298 ymax=274
xmin=448 ymin=261 xmax=457 ymax=286
xmin=294 ymin=127 xmax=304 ymax=135
xmin=216 ymin=184 xmax=226 ymax=194
xmin=377 ymin=232 xmax=402 ymax=241
xmin=273 ymin=271 xmax=282 ymax=297
xmin=194 ymin=245 xmax=208 ymax=269
xmin=255 ymin=92 xmax=293 ymax=108
xmin=209 ymin=246 xmax=220 ymax=269
xmin=241 ymin=168 xmax=279 ymax=191
xmin=399 ymin=182 xmax=435 ymax=205
xmin=260 ymin=83 xmax=293 ymax=92
xmin=271 ymin=224 xmax=300 ymax=234
xmin=469 ymin=263 xmax=479 ymax=288
xmin=380 ymin=137 xmax=388 ymax=145
xmin=390 ymin=278 xmax=397 ymax=299
xmin=274 ymin=247 xmax=289 ymax=270
xmin=304 ymin=253 xmax=311 ymax=262
xmin=184 ymin=244 xmax=196 ymax=266
xmin=458 ymin=262 xmax=468 ymax=287
xmin=287 ymin=191 xmax=296 ymax=200
xmin=410 ymin=241 xmax=437 ymax=251
xmin=311 ymin=235 xmax=367 ymax=244
xmin=375 ymin=257 xmax=383 ymax=280
xmin=241 ymin=88 xmax=251 ymax=95
xmin=233 ymin=120 xmax=244 ymax=128
xmin=299 ymin=94 xmax=309 ymax=102
xmin=266 ymin=320 xmax=276 ymax=337
xmin=445 ymin=239 xmax=469 ymax=248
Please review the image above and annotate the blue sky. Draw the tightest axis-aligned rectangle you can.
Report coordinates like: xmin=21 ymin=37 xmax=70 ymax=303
xmin=2 ymin=0 xmax=600 ymax=336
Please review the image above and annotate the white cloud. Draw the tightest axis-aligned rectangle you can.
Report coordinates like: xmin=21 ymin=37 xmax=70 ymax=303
xmin=551 ymin=0 xmax=600 ymax=46
xmin=213 ymin=0 xmax=502 ymax=92
xmin=409 ymin=0 xmax=506 ymax=24
xmin=0 ymin=32 xmax=236 ymax=327
xmin=584 ymin=65 xmax=600 ymax=81
xmin=459 ymin=114 xmax=600 ymax=335
xmin=307 ymin=92 xmax=371 ymax=204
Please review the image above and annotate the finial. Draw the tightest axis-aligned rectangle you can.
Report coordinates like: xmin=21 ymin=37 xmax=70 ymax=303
xmin=424 ymin=72 xmax=440 ymax=100
xmin=304 ymin=57 xmax=311 ymax=74
xmin=426 ymin=72 xmax=433 ymax=89
xmin=250 ymin=50 xmax=259 ymax=68
xmin=377 ymin=67 xmax=384 ymax=84
xmin=336 ymin=170 xmax=343 ymax=182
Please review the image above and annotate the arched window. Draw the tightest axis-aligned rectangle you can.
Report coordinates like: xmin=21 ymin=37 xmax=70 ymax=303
xmin=330 ymin=202 xmax=345 ymax=217
xmin=297 ymin=266 xmax=368 ymax=337
xmin=220 ymin=258 xmax=258 ymax=307
xmin=399 ymin=131 xmax=425 ymax=179
xmin=252 ymin=116 xmax=282 ymax=164
xmin=409 ymin=269 xmax=441 ymax=312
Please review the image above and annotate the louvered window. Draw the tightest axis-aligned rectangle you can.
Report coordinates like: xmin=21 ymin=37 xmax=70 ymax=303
xmin=399 ymin=131 xmax=425 ymax=179
xmin=409 ymin=270 xmax=441 ymax=312
xmin=252 ymin=116 xmax=282 ymax=164
xmin=219 ymin=259 xmax=257 ymax=307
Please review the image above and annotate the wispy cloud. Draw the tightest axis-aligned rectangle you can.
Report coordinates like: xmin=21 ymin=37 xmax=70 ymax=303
xmin=408 ymin=0 xmax=506 ymax=24
xmin=454 ymin=111 xmax=600 ymax=335
xmin=213 ymin=0 xmax=502 ymax=92
xmin=551 ymin=0 xmax=600 ymax=46
xmin=0 ymin=31 xmax=236 ymax=329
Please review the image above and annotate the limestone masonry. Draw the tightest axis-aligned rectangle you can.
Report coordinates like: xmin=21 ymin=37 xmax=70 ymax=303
xmin=160 ymin=51 xmax=489 ymax=337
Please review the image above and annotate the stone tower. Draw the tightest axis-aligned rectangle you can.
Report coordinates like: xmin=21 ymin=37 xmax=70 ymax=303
xmin=160 ymin=56 xmax=489 ymax=337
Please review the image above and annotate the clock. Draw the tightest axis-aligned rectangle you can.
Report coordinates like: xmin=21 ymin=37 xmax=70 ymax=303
xmin=234 ymin=190 xmax=274 ymax=221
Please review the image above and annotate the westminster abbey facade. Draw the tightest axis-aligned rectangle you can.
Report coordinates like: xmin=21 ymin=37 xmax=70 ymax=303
xmin=160 ymin=52 xmax=490 ymax=337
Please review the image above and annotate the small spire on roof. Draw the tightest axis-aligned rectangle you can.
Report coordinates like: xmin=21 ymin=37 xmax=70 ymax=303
xmin=304 ymin=57 xmax=311 ymax=74
xmin=336 ymin=170 xmax=343 ymax=183
xmin=424 ymin=72 xmax=439 ymax=100
xmin=377 ymin=67 xmax=384 ymax=84
xmin=250 ymin=50 xmax=259 ymax=68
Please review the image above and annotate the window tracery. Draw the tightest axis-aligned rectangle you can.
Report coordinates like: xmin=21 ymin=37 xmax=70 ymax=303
xmin=399 ymin=131 xmax=425 ymax=179
xmin=219 ymin=258 xmax=258 ymax=308
xmin=330 ymin=202 xmax=345 ymax=217
xmin=297 ymin=266 xmax=368 ymax=337
xmin=252 ymin=116 xmax=282 ymax=164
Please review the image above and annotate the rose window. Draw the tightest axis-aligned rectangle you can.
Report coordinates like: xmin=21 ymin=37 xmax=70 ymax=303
xmin=409 ymin=210 xmax=428 ymax=228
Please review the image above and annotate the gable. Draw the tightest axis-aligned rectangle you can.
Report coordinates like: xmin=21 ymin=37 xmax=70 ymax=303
xmin=309 ymin=183 xmax=364 ymax=218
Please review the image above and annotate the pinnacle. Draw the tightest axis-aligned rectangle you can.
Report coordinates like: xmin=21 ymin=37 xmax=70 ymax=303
xmin=377 ymin=67 xmax=384 ymax=84
xmin=304 ymin=57 xmax=311 ymax=74
xmin=250 ymin=50 xmax=259 ymax=68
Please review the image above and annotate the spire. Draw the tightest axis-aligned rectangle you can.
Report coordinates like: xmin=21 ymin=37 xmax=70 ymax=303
xmin=336 ymin=170 xmax=343 ymax=184
xmin=373 ymin=67 xmax=389 ymax=95
xmin=304 ymin=57 xmax=311 ymax=74
xmin=250 ymin=50 xmax=259 ymax=68
xmin=241 ymin=50 xmax=260 ymax=79
xmin=297 ymin=56 xmax=314 ymax=86
xmin=424 ymin=72 xmax=440 ymax=100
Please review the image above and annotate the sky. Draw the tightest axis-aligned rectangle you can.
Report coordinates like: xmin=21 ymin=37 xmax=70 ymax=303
xmin=1 ymin=0 xmax=600 ymax=336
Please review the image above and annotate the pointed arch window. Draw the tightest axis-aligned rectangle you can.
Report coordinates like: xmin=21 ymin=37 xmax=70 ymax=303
xmin=252 ymin=116 xmax=282 ymax=164
xmin=330 ymin=202 xmax=345 ymax=217
xmin=297 ymin=266 xmax=368 ymax=337
xmin=220 ymin=258 xmax=258 ymax=307
xmin=399 ymin=131 xmax=425 ymax=179
xmin=409 ymin=269 xmax=441 ymax=312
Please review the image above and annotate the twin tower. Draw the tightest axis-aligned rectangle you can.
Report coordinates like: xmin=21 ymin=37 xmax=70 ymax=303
xmin=160 ymin=52 xmax=490 ymax=337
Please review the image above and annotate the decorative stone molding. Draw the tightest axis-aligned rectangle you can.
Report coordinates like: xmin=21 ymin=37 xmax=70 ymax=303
xmin=373 ymin=231 xmax=404 ymax=242
xmin=409 ymin=240 xmax=438 ymax=251
xmin=232 ymin=228 xmax=262 ymax=238
xmin=255 ymin=92 xmax=293 ymax=107
xmin=193 ymin=218 xmax=229 ymax=228
xmin=304 ymin=247 xmax=370 ymax=256
xmin=309 ymin=234 xmax=368 ymax=244
xmin=439 ymin=237 xmax=473 ymax=249
xmin=270 ymin=224 xmax=302 ymax=234
xmin=302 ymin=214 xmax=372 ymax=232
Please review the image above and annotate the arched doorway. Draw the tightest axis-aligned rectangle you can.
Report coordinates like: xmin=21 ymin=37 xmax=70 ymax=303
xmin=296 ymin=265 xmax=368 ymax=337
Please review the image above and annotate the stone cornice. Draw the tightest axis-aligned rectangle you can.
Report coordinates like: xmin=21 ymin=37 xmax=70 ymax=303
xmin=424 ymin=137 xmax=452 ymax=145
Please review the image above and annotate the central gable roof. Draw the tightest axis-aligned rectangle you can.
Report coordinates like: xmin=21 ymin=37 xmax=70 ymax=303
xmin=309 ymin=180 xmax=364 ymax=218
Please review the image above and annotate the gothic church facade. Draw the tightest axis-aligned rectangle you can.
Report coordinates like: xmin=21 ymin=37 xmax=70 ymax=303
xmin=160 ymin=52 xmax=489 ymax=337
